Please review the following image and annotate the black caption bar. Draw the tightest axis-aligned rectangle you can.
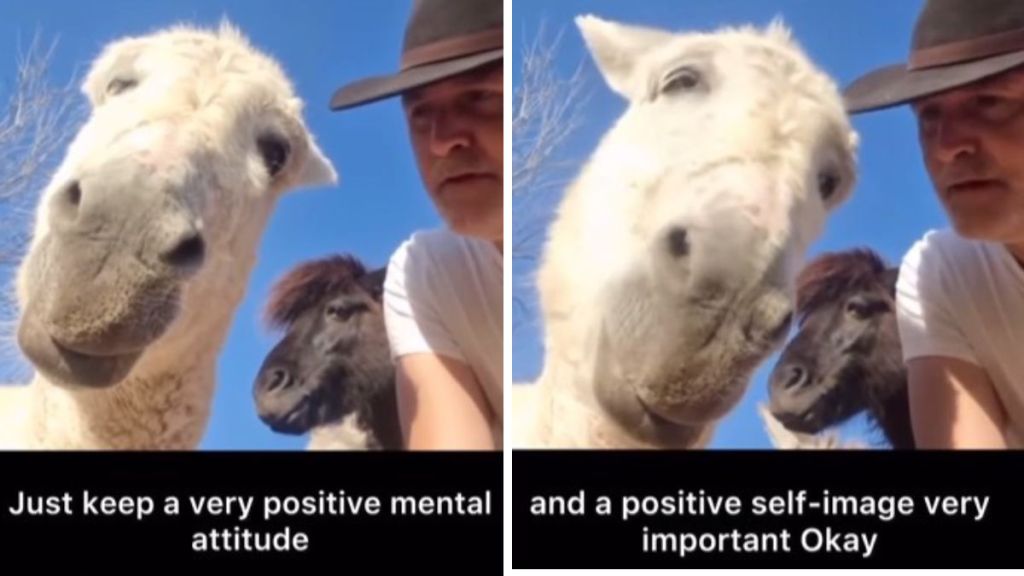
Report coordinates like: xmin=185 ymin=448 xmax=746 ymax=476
xmin=513 ymin=450 xmax=1023 ymax=569
xmin=0 ymin=452 xmax=501 ymax=569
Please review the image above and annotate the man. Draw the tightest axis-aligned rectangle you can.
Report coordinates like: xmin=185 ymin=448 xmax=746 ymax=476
xmin=845 ymin=0 xmax=1024 ymax=448
xmin=329 ymin=0 xmax=503 ymax=449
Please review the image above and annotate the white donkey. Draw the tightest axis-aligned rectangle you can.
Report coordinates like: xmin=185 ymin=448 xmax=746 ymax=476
xmin=0 ymin=22 xmax=336 ymax=449
xmin=514 ymin=15 xmax=858 ymax=448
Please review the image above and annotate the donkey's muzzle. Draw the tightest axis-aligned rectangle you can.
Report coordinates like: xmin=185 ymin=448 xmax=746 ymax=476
xmin=254 ymin=363 xmax=317 ymax=435
xmin=17 ymin=303 xmax=143 ymax=389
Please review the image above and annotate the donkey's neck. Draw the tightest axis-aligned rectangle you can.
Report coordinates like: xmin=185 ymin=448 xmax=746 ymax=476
xmin=27 ymin=359 xmax=216 ymax=450
xmin=324 ymin=369 xmax=402 ymax=451
xmin=25 ymin=316 xmax=232 ymax=450
xmin=533 ymin=358 xmax=641 ymax=448
xmin=871 ymin=370 xmax=913 ymax=449
xmin=360 ymin=373 xmax=401 ymax=450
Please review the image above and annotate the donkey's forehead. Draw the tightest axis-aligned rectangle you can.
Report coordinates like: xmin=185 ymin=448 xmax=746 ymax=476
xmin=643 ymin=31 xmax=804 ymax=79
xmin=83 ymin=27 xmax=298 ymax=108
xmin=646 ymin=28 xmax=855 ymax=144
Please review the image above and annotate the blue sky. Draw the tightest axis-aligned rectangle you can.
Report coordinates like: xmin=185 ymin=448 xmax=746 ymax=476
xmin=0 ymin=0 xmax=442 ymax=449
xmin=511 ymin=0 xmax=943 ymax=448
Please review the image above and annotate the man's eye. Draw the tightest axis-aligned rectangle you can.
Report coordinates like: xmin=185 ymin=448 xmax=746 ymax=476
xmin=973 ymin=93 xmax=1021 ymax=122
xmin=976 ymin=95 xmax=1001 ymax=108
xmin=466 ymin=91 xmax=502 ymax=113
xmin=408 ymin=106 xmax=432 ymax=131
xmin=916 ymin=105 xmax=939 ymax=122
xmin=914 ymin=105 xmax=941 ymax=136
xmin=975 ymin=94 xmax=1012 ymax=115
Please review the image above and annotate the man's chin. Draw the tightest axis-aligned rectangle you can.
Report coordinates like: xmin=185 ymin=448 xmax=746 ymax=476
xmin=446 ymin=221 xmax=502 ymax=245
xmin=438 ymin=207 xmax=502 ymax=242
xmin=948 ymin=213 xmax=1019 ymax=242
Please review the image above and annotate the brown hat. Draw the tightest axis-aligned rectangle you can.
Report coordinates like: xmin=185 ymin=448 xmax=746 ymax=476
xmin=845 ymin=0 xmax=1024 ymax=114
xmin=329 ymin=0 xmax=503 ymax=111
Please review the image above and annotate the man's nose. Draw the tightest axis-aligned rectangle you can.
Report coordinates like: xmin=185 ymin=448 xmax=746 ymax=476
xmin=932 ymin=117 xmax=978 ymax=164
xmin=429 ymin=112 xmax=471 ymax=157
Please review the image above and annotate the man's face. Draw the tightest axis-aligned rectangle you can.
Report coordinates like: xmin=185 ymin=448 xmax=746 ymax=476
xmin=913 ymin=68 xmax=1024 ymax=244
xmin=402 ymin=63 xmax=503 ymax=244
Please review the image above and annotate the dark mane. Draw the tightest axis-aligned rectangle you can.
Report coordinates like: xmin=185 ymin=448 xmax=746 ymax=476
xmin=795 ymin=249 xmax=890 ymax=324
xmin=265 ymin=255 xmax=368 ymax=328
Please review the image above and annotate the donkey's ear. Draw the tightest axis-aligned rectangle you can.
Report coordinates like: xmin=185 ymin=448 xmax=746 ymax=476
xmin=291 ymin=137 xmax=338 ymax=190
xmin=358 ymin=267 xmax=387 ymax=301
xmin=883 ymin=267 xmax=900 ymax=296
xmin=575 ymin=14 xmax=674 ymax=99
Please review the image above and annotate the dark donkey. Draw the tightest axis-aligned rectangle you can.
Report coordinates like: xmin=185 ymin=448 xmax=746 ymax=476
xmin=767 ymin=249 xmax=913 ymax=449
xmin=253 ymin=255 xmax=401 ymax=450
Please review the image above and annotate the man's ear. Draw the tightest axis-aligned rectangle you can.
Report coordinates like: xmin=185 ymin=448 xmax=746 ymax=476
xmin=575 ymin=14 xmax=674 ymax=99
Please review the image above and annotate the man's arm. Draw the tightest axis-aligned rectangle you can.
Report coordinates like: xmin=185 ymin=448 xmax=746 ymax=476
xmin=907 ymin=356 xmax=1008 ymax=448
xmin=395 ymin=352 xmax=496 ymax=450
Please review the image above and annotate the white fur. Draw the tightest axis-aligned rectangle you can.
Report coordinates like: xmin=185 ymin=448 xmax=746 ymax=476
xmin=306 ymin=414 xmax=373 ymax=451
xmin=514 ymin=16 xmax=858 ymax=449
xmin=0 ymin=22 xmax=337 ymax=449
xmin=757 ymin=404 xmax=867 ymax=449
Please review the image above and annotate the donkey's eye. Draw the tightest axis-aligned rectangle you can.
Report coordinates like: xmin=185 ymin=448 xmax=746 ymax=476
xmin=107 ymin=77 xmax=138 ymax=96
xmin=325 ymin=303 xmax=367 ymax=322
xmin=818 ymin=169 xmax=841 ymax=201
xmin=661 ymin=66 xmax=703 ymax=95
xmin=325 ymin=304 xmax=350 ymax=321
xmin=257 ymin=134 xmax=291 ymax=178
xmin=845 ymin=300 xmax=870 ymax=320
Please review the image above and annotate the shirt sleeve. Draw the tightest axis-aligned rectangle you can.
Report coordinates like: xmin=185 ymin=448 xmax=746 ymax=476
xmin=382 ymin=234 xmax=466 ymax=363
xmin=895 ymin=233 xmax=979 ymax=365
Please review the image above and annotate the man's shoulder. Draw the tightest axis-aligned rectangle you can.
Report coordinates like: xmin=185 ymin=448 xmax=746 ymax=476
xmin=407 ymin=227 xmax=468 ymax=253
xmin=906 ymin=228 xmax=963 ymax=258
xmin=389 ymin=227 xmax=496 ymax=270
xmin=904 ymin=228 xmax=1003 ymax=273
xmin=899 ymin=228 xmax=1017 ymax=310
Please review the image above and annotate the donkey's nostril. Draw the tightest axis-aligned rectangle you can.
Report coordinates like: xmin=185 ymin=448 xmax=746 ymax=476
xmin=162 ymin=233 xmax=206 ymax=269
xmin=265 ymin=367 xmax=291 ymax=392
xmin=65 ymin=181 xmax=82 ymax=207
xmin=784 ymin=365 xmax=807 ymax=390
xmin=666 ymin=226 xmax=689 ymax=258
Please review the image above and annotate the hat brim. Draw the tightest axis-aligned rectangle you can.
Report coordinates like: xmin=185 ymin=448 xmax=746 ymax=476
xmin=844 ymin=49 xmax=1024 ymax=114
xmin=329 ymin=48 xmax=502 ymax=111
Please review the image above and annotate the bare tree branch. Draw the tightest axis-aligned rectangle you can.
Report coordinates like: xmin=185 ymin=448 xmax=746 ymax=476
xmin=0 ymin=31 xmax=82 ymax=268
xmin=512 ymin=21 xmax=588 ymax=333
xmin=0 ymin=29 xmax=81 ymax=255
xmin=0 ymin=31 xmax=83 ymax=380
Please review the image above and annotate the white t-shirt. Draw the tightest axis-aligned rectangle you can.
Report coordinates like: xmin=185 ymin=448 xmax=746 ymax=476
xmin=382 ymin=228 xmax=503 ymax=446
xmin=896 ymin=228 xmax=1024 ymax=447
